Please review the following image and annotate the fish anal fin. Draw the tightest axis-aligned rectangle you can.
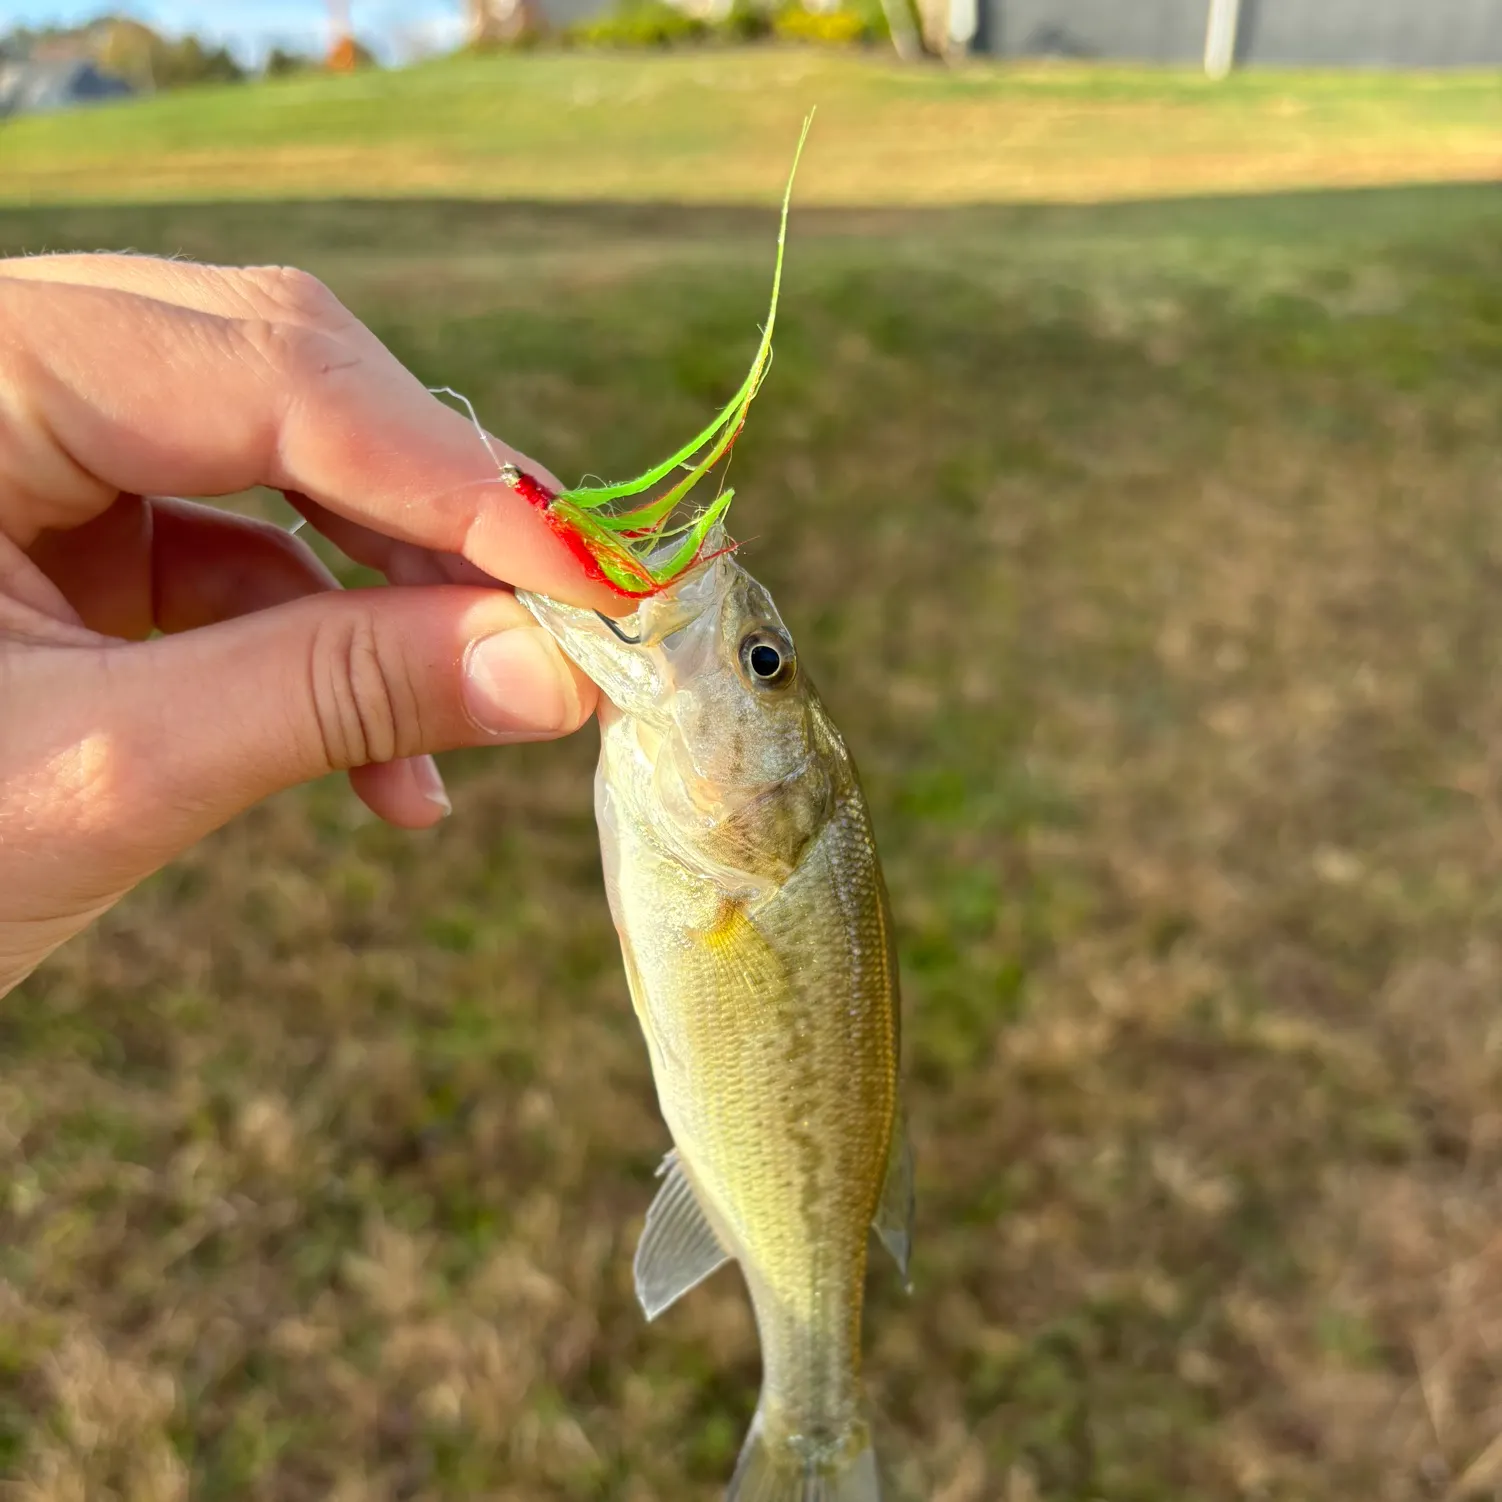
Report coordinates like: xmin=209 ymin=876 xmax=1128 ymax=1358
xmin=634 ymin=1149 xmax=731 ymax=1321
xmin=872 ymin=1110 xmax=914 ymax=1290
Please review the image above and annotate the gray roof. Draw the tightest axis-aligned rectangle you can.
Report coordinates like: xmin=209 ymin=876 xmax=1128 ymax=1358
xmin=0 ymin=57 xmax=135 ymax=118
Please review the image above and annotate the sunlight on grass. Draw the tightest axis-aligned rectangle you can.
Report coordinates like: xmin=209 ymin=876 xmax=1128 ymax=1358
xmin=3 ymin=52 xmax=1502 ymax=206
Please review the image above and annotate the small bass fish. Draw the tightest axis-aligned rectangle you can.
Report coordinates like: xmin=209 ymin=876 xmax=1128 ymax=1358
xmin=519 ymin=549 xmax=911 ymax=1502
xmin=493 ymin=110 xmax=909 ymax=1499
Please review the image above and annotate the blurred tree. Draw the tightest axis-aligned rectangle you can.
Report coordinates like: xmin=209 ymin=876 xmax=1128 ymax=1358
xmin=324 ymin=2 xmax=378 ymax=71
xmin=264 ymin=46 xmax=313 ymax=77
xmin=11 ymin=16 xmax=248 ymax=90
xmin=327 ymin=0 xmax=355 ymax=69
xmin=327 ymin=36 xmax=378 ymax=68
xmin=724 ymin=0 xmax=774 ymax=39
xmin=154 ymin=35 xmax=245 ymax=87
xmin=89 ymin=17 xmax=161 ymax=85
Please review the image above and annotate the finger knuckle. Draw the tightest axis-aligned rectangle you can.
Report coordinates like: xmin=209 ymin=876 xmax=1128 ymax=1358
xmin=307 ymin=608 xmax=424 ymax=770
xmin=242 ymin=315 xmax=359 ymax=388
xmin=238 ymin=264 xmax=349 ymax=331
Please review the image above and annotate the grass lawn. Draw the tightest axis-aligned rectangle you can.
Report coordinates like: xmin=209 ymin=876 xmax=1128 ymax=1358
xmin=6 ymin=56 xmax=1502 ymax=1502
xmin=3 ymin=50 xmax=1502 ymax=206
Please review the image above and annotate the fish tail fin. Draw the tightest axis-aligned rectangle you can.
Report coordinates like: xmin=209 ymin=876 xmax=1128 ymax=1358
xmin=725 ymin=1400 xmax=886 ymax=1502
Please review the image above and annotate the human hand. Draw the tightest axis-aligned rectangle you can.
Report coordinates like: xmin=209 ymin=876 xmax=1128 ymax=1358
xmin=0 ymin=255 xmax=617 ymax=999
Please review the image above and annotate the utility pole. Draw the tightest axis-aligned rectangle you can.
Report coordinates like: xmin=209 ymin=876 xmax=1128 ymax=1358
xmin=1203 ymin=0 xmax=1241 ymax=79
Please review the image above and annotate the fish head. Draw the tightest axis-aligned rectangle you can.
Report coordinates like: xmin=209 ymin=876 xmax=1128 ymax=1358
xmin=519 ymin=537 xmax=835 ymax=887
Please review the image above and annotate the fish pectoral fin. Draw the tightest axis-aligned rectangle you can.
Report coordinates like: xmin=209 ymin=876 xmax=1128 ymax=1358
xmin=698 ymin=897 xmax=787 ymax=1000
xmin=872 ymin=1109 xmax=914 ymax=1291
xmin=634 ymin=1149 xmax=731 ymax=1321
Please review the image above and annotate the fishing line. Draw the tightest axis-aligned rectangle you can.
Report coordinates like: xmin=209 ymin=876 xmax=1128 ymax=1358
xmin=429 ymin=384 xmax=507 ymax=475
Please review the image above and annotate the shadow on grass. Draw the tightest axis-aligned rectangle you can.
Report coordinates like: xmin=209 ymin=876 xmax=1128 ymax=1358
xmin=1 ymin=178 xmax=1501 ymax=259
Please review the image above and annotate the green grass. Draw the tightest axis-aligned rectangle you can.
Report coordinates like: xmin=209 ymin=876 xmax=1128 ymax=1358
xmin=7 ymin=68 xmax=1502 ymax=1501
xmin=4 ymin=51 xmax=1502 ymax=206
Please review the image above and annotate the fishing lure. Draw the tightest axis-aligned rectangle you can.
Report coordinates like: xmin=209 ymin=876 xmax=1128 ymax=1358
xmin=498 ymin=114 xmax=813 ymax=597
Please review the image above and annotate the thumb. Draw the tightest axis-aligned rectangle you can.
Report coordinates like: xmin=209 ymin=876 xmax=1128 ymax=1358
xmin=92 ymin=584 xmax=594 ymax=861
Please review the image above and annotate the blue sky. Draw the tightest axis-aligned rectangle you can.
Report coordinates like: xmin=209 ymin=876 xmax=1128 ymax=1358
xmin=0 ymin=1 xmax=469 ymax=62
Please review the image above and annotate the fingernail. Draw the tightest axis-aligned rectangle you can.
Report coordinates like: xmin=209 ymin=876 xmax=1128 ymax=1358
xmin=410 ymin=754 xmax=452 ymax=816
xmin=463 ymin=627 xmax=578 ymax=738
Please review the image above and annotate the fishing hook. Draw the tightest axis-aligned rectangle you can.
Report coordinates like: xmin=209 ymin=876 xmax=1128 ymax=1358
xmin=598 ymin=612 xmax=643 ymax=645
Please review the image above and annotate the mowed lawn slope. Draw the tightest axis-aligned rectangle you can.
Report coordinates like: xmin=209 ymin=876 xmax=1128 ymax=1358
xmin=3 ymin=51 xmax=1502 ymax=205
xmin=6 ymin=64 xmax=1502 ymax=1502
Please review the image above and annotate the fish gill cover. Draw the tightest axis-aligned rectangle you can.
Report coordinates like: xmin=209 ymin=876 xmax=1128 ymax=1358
xmin=500 ymin=113 xmax=814 ymax=598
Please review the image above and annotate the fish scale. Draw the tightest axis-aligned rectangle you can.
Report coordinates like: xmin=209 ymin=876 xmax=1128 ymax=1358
xmin=520 ymin=554 xmax=910 ymax=1502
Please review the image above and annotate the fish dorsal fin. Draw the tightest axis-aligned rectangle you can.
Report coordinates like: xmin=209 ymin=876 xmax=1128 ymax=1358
xmin=634 ymin=1149 xmax=732 ymax=1321
xmin=872 ymin=1110 xmax=914 ymax=1290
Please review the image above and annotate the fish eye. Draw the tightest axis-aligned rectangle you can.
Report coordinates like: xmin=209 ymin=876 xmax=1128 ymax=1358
xmin=739 ymin=629 xmax=796 ymax=689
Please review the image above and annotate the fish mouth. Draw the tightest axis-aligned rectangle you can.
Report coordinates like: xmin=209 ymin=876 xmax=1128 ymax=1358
xmin=517 ymin=549 xmax=725 ymax=720
xmin=516 ymin=570 xmax=714 ymax=723
xmin=603 ymin=540 xmax=729 ymax=648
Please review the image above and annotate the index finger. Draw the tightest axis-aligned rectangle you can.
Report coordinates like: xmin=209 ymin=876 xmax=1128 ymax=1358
xmin=0 ymin=267 xmax=622 ymax=613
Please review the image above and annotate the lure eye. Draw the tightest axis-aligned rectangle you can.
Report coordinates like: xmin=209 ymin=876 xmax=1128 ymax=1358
xmin=739 ymin=629 xmax=796 ymax=689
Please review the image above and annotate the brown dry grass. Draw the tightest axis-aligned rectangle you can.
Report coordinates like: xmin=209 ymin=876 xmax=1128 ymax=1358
xmin=5 ymin=180 xmax=1502 ymax=1499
